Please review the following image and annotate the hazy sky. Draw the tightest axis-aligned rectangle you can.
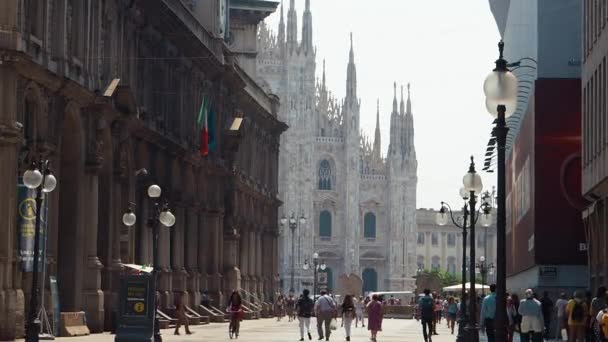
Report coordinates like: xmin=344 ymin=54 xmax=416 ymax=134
xmin=266 ymin=0 xmax=501 ymax=210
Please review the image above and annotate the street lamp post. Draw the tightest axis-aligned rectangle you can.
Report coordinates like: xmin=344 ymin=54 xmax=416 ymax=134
xmin=437 ymin=187 xmax=473 ymax=342
xmin=280 ymin=213 xmax=306 ymax=293
xmin=23 ymin=160 xmax=57 ymax=342
xmin=122 ymin=170 xmax=176 ymax=342
xmin=483 ymin=40 xmax=518 ymax=342
xmin=306 ymin=252 xmax=326 ymax=300
xmin=475 ymin=256 xmax=495 ymax=296
xmin=463 ymin=156 xmax=484 ymax=342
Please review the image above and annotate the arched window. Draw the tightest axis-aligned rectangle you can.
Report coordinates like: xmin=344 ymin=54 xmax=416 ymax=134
xmin=318 ymin=159 xmax=332 ymax=190
xmin=319 ymin=211 xmax=332 ymax=238
xmin=417 ymin=255 xmax=425 ymax=270
xmin=326 ymin=267 xmax=334 ymax=292
xmin=447 ymin=256 xmax=456 ymax=274
xmin=364 ymin=212 xmax=376 ymax=239
xmin=431 ymin=256 xmax=440 ymax=271
xmin=431 ymin=232 xmax=439 ymax=246
xmin=362 ymin=268 xmax=378 ymax=293
xmin=417 ymin=232 xmax=425 ymax=245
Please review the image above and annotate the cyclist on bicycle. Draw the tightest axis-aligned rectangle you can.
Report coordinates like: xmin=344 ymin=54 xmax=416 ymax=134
xmin=227 ymin=290 xmax=244 ymax=338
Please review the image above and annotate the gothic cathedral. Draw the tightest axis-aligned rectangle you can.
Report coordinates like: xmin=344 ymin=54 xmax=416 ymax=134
xmin=256 ymin=0 xmax=418 ymax=294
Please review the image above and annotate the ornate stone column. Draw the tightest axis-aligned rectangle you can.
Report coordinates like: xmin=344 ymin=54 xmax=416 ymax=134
xmin=239 ymin=228 xmax=249 ymax=296
xmin=0 ymin=65 xmax=24 ymax=340
xmin=171 ymin=206 xmax=187 ymax=295
xmin=185 ymin=206 xmax=200 ymax=307
xmin=256 ymin=231 xmax=263 ymax=301
xmin=80 ymin=113 xmax=108 ymax=333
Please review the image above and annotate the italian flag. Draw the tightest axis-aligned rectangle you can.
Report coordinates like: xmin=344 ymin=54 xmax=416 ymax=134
xmin=197 ymin=96 xmax=210 ymax=156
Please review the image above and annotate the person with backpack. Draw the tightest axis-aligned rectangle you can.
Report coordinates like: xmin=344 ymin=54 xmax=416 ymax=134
xmin=518 ymin=289 xmax=544 ymax=342
xmin=566 ymin=289 xmax=589 ymax=342
xmin=480 ymin=284 xmax=498 ymax=342
xmin=296 ymin=289 xmax=314 ymax=341
xmin=314 ymin=289 xmax=337 ymax=341
xmin=446 ymin=296 xmax=458 ymax=334
xmin=591 ymin=287 xmax=607 ymax=342
xmin=417 ymin=289 xmax=435 ymax=342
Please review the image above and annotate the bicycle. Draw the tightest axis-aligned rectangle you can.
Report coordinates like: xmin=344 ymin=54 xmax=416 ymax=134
xmin=227 ymin=308 xmax=242 ymax=339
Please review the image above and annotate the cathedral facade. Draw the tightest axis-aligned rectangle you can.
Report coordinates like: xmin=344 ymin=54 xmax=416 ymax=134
xmin=257 ymin=0 xmax=418 ymax=294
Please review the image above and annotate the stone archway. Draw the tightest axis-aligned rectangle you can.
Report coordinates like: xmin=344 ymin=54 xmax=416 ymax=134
xmin=362 ymin=268 xmax=378 ymax=294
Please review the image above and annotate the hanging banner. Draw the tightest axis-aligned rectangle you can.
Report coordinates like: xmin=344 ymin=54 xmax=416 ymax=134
xmin=17 ymin=184 xmax=47 ymax=272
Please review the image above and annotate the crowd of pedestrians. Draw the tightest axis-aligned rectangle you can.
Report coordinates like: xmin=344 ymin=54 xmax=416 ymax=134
xmin=414 ymin=284 xmax=608 ymax=342
xmin=270 ymin=289 xmax=386 ymax=341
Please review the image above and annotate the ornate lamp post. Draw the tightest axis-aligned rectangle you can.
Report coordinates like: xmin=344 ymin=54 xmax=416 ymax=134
xmin=280 ymin=212 xmax=306 ymax=293
xmin=437 ymin=187 xmax=471 ymax=342
xmin=462 ymin=156 xmax=484 ymax=342
xmin=24 ymin=160 xmax=57 ymax=342
xmin=304 ymin=252 xmax=326 ymax=300
xmin=483 ymin=40 xmax=518 ymax=342
xmin=122 ymin=170 xmax=176 ymax=342
xmin=475 ymin=256 xmax=495 ymax=296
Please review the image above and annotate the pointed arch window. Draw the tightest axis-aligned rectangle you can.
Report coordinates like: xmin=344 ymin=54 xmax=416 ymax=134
xmin=363 ymin=212 xmax=376 ymax=239
xmin=319 ymin=210 xmax=332 ymax=238
xmin=318 ymin=159 xmax=332 ymax=190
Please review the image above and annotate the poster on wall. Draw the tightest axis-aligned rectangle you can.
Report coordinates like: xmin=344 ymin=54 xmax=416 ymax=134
xmin=17 ymin=183 xmax=48 ymax=272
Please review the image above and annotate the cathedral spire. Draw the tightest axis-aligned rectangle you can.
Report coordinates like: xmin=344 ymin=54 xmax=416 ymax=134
xmin=287 ymin=0 xmax=298 ymax=52
xmin=373 ymin=99 xmax=382 ymax=162
xmin=392 ymin=82 xmax=398 ymax=114
xmin=406 ymin=83 xmax=412 ymax=114
xmin=322 ymin=59 xmax=327 ymax=90
xmin=345 ymin=33 xmax=357 ymax=103
xmin=301 ymin=0 xmax=313 ymax=54
xmin=278 ymin=1 xmax=286 ymax=47
xmin=400 ymin=85 xmax=405 ymax=115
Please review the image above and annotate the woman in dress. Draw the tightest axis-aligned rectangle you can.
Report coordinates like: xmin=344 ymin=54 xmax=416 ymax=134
xmin=341 ymin=295 xmax=356 ymax=341
xmin=506 ymin=295 xmax=517 ymax=342
xmin=355 ymin=296 xmax=366 ymax=328
xmin=446 ymin=296 xmax=458 ymax=334
xmin=275 ymin=294 xmax=286 ymax=321
xmin=367 ymin=294 xmax=384 ymax=342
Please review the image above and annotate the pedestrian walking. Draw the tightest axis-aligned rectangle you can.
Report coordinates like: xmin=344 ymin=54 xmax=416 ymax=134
xmin=340 ymin=294 xmax=356 ymax=341
xmin=480 ymin=284 xmax=497 ymax=342
xmin=596 ymin=308 xmax=608 ymax=342
xmin=540 ymin=291 xmax=554 ymax=338
xmin=432 ymin=292 xmax=441 ymax=334
xmin=446 ymin=296 xmax=458 ymax=334
xmin=512 ymin=293 xmax=522 ymax=334
xmin=566 ymin=289 xmax=589 ymax=342
xmin=556 ymin=292 xmax=569 ymax=340
xmin=518 ymin=289 xmax=543 ymax=342
xmin=287 ymin=293 xmax=297 ymax=322
xmin=315 ymin=290 xmax=337 ymax=341
xmin=507 ymin=296 xmax=518 ymax=342
xmin=296 ymin=289 xmax=314 ymax=341
xmin=417 ymin=289 xmax=435 ymax=342
xmin=591 ymin=286 xmax=607 ymax=342
xmin=366 ymin=294 xmax=383 ymax=342
xmin=174 ymin=291 xmax=193 ymax=335
xmin=355 ymin=296 xmax=365 ymax=328
xmin=275 ymin=294 xmax=286 ymax=321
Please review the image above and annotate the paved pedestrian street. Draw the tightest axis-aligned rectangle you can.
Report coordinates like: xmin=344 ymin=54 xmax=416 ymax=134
xmin=16 ymin=318 xmax=461 ymax=342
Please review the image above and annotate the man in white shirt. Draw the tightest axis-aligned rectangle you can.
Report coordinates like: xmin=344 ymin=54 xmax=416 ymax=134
xmin=315 ymin=290 xmax=337 ymax=341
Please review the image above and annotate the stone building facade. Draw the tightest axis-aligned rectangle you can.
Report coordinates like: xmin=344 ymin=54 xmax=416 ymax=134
xmin=256 ymin=0 xmax=418 ymax=295
xmin=0 ymin=0 xmax=284 ymax=339
xmin=416 ymin=208 xmax=497 ymax=284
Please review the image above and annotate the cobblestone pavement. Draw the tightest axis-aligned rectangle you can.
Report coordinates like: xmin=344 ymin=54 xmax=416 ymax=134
xmin=16 ymin=317 xmax=462 ymax=342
